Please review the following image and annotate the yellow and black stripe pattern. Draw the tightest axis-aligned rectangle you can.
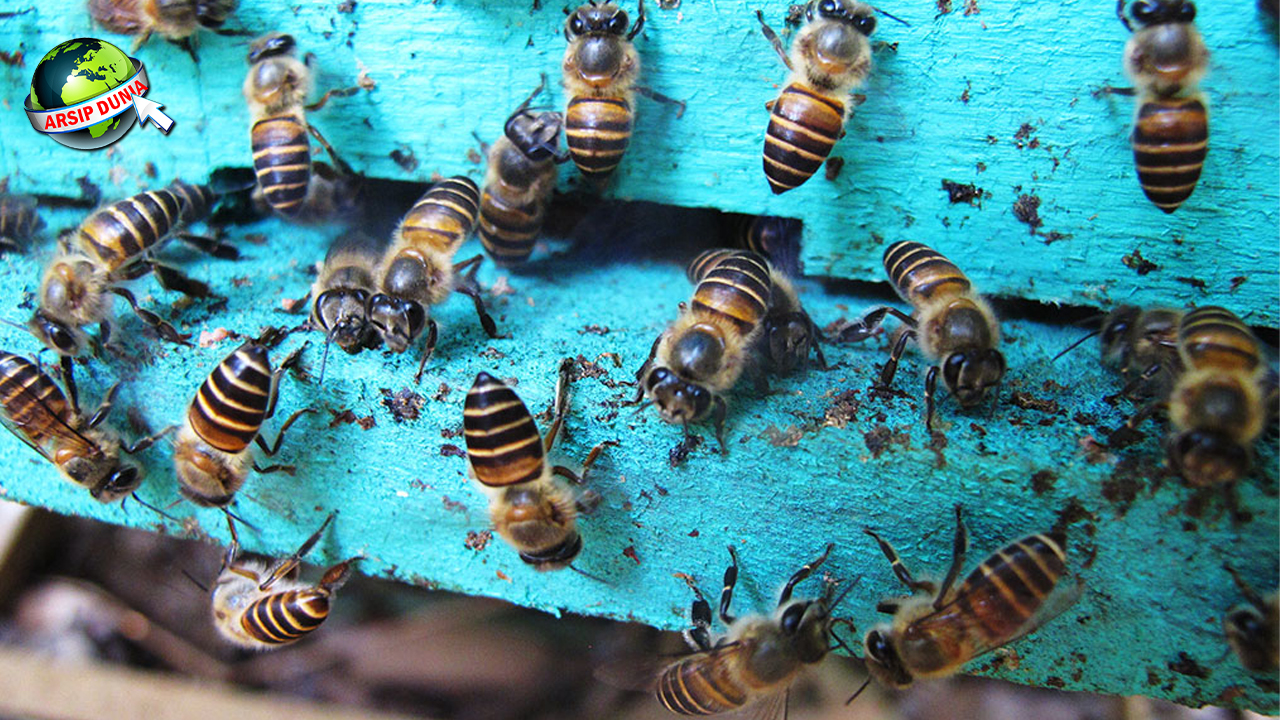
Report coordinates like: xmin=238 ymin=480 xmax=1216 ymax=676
xmin=166 ymin=178 xmax=216 ymax=226
xmin=463 ymin=372 xmax=545 ymax=488
xmin=1177 ymin=305 xmax=1260 ymax=374
xmin=399 ymin=176 xmax=481 ymax=254
xmin=936 ymin=532 xmax=1067 ymax=644
xmin=0 ymin=194 xmax=42 ymax=247
xmin=0 ymin=352 xmax=74 ymax=449
xmin=763 ymin=85 xmax=845 ymax=194
xmin=883 ymin=241 xmax=971 ymax=306
xmin=1132 ymin=97 xmax=1208 ymax=214
xmin=188 ymin=342 xmax=274 ymax=454
xmin=687 ymin=249 xmax=772 ymax=335
xmin=565 ymin=96 xmax=633 ymax=180
xmin=657 ymin=648 xmax=750 ymax=716
xmin=251 ymin=115 xmax=312 ymax=217
xmin=479 ymin=189 xmax=544 ymax=265
xmin=76 ymin=188 xmax=185 ymax=271
xmin=241 ymin=588 xmax=331 ymax=645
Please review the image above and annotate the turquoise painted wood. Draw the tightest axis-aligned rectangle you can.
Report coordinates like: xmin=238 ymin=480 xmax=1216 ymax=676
xmin=0 ymin=202 xmax=1272 ymax=710
xmin=0 ymin=0 xmax=1276 ymax=324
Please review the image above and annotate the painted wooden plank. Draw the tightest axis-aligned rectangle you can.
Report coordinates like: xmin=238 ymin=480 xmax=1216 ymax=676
xmin=0 ymin=0 xmax=1276 ymax=324
xmin=0 ymin=198 xmax=1272 ymax=710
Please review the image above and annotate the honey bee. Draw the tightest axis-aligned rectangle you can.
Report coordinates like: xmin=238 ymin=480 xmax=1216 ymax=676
xmin=0 ymin=193 xmax=44 ymax=252
xmin=1222 ymin=564 xmax=1278 ymax=673
xmin=29 ymin=184 xmax=218 ymax=362
xmin=757 ymin=0 xmax=877 ymax=194
xmin=1053 ymin=305 xmax=1182 ymax=401
xmin=211 ymin=512 xmax=359 ymax=650
xmin=861 ymin=507 xmax=1074 ymax=690
xmin=0 ymin=350 xmax=172 ymax=503
xmin=369 ymin=176 xmax=499 ymax=382
xmin=562 ymin=0 xmax=643 ymax=183
xmin=1117 ymin=0 xmax=1210 ymax=213
xmin=478 ymin=79 xmax=569 ymax=266
xmin=688 ymin=248 xmax=825 ymax=375
xmin=1166 ymin=306 xmax=1269 ymax=486
xmin=173 ymin=329 xmax=313 ymax=509
xmin=721 ymin=212 xmax=802 ymax=277
xmin=463 ymin=359 xmax=607 ymax=571
xmin=89 ymin=0 xmax=239 ymax=57
xmin=309 ymin=231 xmax=383 ymax=359
xmin=835 ymin=241 xmax=1005 ymax=431
xmin=635 ymin=249 xmax=774 ymax=451
xmin=244 ymin=33 xmax=356 ymax=219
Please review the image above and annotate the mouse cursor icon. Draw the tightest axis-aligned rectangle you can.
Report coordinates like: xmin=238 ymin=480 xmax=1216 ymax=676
xmin=132 ymin=95 xmax=175 ymax=134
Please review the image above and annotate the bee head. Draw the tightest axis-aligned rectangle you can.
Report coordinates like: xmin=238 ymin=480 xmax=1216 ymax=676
xmin=863 ymin=625 xmax=914 ymax=688
xmin=1128 ymin=0 xmax=1196 ymax=26
xmin=810 ymin=0 xmax=877 ymax=35
xmin=248 ymin=32 xmax=297 ymax=64
xmin=504 ymin=109 xmax=566 ymax=162
xmin=194 ymin=0 xmax=235 ymax=29
xmin=91 ymin=463 xmax=143 ymax=503
xmin=777 ymin=599 xmax=835 ymax=664
xmin=1168 ymin=429 xmax=1252 ymax=487
xmin=367 ymin=293 xmax=426 ymax=354
xmin=314 ymin=288 xmax=373 ymax=354
xmin=764 ymin=314 xmax=816 ymax=374
xmin=941 ymin=348 xmax=1006 ymax=406
xmin=567 ymin=2 xmax=630 ymax=37
xmin=1099 ymin=305 xmax=1140 ymax=359
xmin=645 ymin=366 xmax=713 ymax=424
xmin=29 ymin=310 xmax=85 ymax=357
xmin=519 ymin=532 xmax=584 ymax=571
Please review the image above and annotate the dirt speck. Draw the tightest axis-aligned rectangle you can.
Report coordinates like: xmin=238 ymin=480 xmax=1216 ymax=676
xmin=356 ymin=414 xmax=376 ymax=430
xmin=442 ymin=496 xmax=466 ymax=513
xmin=1175 ymin=276 xmax=1208 ymax=292
xmin=1122 ymin=249 xmax=1159 ymax=275
xmin=465 ymin=529 xmax=491 ymax=551
xmin=1229 ymin=275 xmax=1247 ymax=292
xmin=668 ymin=433 xmax=703 ymax=467
xmin=440 ymin=444 xmax=466 ymax=458
xmin=381 ymin=387 xmax=425 ymax=422
xmin=1030 ymin=470 xmax=1058 ymax=494
xmin=824 ymin=157 xmax=845 ymax=181
xmin=580 ymin=324 xmax=610 ymax=335
xmin=761 ymin=425 xmax=804 ymax=447
xmin=864 ymin=425 xmax=909 ymax=459
xmin=337 ymin=0 xmax=357 ymax=11
xmin=1009 ymin=391 xmax=1059 ymax=414
xmin=389 ymin=147 xmax=418 ymax=172
xmin=688 ymin=529 xmax=700 ymax=537
xmin=1167 ymin=652 xmax=1210 ymax=679
xmin=622 ymin=545 xmax=641 ymax=564
xmin=824 ymin=389 xmax=861 ymax=428
xmin=940 ymin=179 xmax=988 ymax=206
xmin=936 ymin=0 xmax=952 ymax=13
xmin=1012 ymin=194 xmax=1043 ymax=234
xmin=433 ymin=383 xmax=451 ymax=402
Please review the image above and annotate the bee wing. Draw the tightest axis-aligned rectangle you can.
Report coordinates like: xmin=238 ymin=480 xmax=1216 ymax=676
xmin=0 ymin=371 xmax=95 ymax=466
xmin=0 ymin=405 xmax=54 ymax=463
xmin=591 ymin=652 xmax=671 ymax=693
xmin=933 ymin=575 xmax=1085 ymax=662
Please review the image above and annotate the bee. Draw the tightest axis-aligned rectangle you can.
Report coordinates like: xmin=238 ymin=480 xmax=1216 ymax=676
xmin=309 ymin=231 xmax=383 ymax=359
xmin=1222 ymin=564 xmax=1279 ymax=673
xmin=211 ymin=512 xmax=359 ymax=650
xmin=688 ymin=248 xmax=825 ymax=375
xmin=720 ymin=212 xmax=802 ymax=277
xmin=89 ymin=0 xmax=239 ymax=57
xmin=368 ymin=176 xmax=499 ymax=382
xmin=562 ymin=0 xmax=643 ymax=183
xmin=1166 ymin=305 xmax=1269 ymax=486
xmin=1053 ymin=305 xmax=1182 ymax=401
xmin=635 ymin=249 xmax=773 ymax=451
xmin=0 ymin=193 xmax=44 ymax=252
xmin=29 ymin=185 xmax=217 ymax=362
xmin=0 ymin=350 xmax=171 ymax=503
xmin=462 ymin=359 xmax=607 ymax=571
xmin=835 ymin=241 xmax=1005 ymax=431
xmin=173 ymin=329 xmax=312 ymax=509
xmin=478 ymin=80 xmax=569 ymax=266
xmin=1117 ymin=0 xmax=1210 ymax=213
xmin=244 ymin=33 xmax=355 ymax=219
xmin=757 ymin=0 xmax=877 ymax=194
xmin=861 ymin=507 xmax=1074 ymax=690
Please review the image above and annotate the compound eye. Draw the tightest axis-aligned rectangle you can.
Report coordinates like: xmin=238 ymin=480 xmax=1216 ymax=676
xmin=569 ymin=14 xmax=586 ymax=34
xmin=866 ymin=630 xmax=890 ymax=661
xmin=49 ymin=325 xmax=77 ymax=354
xmin=854 ymin=14 xmax=876 ymax=34
xmin=943 ymin=353 xmax=966 ymax=387
xmin=1132 ymin=0 xmax=1156 ymax=21
xmin=406 ymin=303 xmax=427 ymax=337
xmin=108 ymin=466 xmax=140 ymax=494
xmin=1101 ymin=320 xmax=1128 ymax=348
xmin=608 ymin=11 xmax=628 ymax=32
xmin=780 ymin=603 xmax=807 ymax=634
xmin=1178 ymin=2 xmax=1195 ymax=20
xmin=818 ymin=0 xmax=838 ymax=14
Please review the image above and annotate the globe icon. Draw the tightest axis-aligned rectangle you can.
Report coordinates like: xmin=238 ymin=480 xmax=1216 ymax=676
xmin=27 ymin=38 xmax=138 ymax=150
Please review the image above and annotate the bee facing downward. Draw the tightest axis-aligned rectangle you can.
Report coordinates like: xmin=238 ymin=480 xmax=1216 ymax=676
xmin=0 ymin=193 xmax=44 ymax=252
xmin=757 ymin=0 xmax=878 ymax=194
xmin=1222 ymin=564 xmax=1279 ymax=674
xmin=211 ymin=512 xmax=359 ymax=650
xmin=562 ymin=0 xmax=643 ymax=183
xmin=90 ymin=0 xmax=239 ymax=58
xmin=463 ymin=361 xmax=608 ymax=571
xmin=1116 ymin=0 xmax=1210 ymax=213
xmin=1053 ymin=304 xmax=1183 ymax=402
xmin=836 ymin=241 xmax=1005 ymax=431
xmin=309 ymin=231 xmax=384 ymax=358
xmin=861 ymin=507 xmax=1074 ymax=691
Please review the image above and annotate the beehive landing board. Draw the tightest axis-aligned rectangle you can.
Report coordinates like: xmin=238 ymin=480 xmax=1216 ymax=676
xmin=0 ymin=197 xmax=1274 ymax=711
xmin=1 ymin=1 xmax=1277 ymax=324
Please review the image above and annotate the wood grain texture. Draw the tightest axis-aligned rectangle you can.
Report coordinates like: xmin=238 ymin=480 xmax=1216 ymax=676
xmin=0 ymin=0 xmax=1275 ymax=322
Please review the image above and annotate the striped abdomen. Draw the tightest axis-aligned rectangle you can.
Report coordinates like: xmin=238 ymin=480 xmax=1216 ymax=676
xmin=689 ymin=250 xmax=772 ymax=335
xmin=883 ymin=241 xmax=971 ymax=307
xmin=166 ymin=179 xmax=216 ymax=226
xmin=657 ymin=651 xmax=752 ymax=716
xmin=564 ymin=95 xmax=633 ymax=180
xmin=0 ymin=352 xmax=74 ymax=448
xmin=76 ymin=188 xmax=184 ymax=271
xmin=1132 ymin=97 xmax=1208 ymax=214
xmin=763 ymin=83 xmax=845 ymax=195
xmin=479 ymin=189 xmax=546 ymax=265
xmin=241 ymin=589 xmax=330 ymax=646
xmin=1178 ymin=306 xmax=1260 ymax=374
xmin=399 ymin=176 xmax=481 ymax=255
xmin=0 ymin=194 xmax=43 ymax=246
xmin=251 ymin=115 xmax=311 ymax=217
xmin=907 ymin=532 xmax=1067 ymax=674
xmin=463 ymin=372 xmax=545 ymax=487
xmin=188 ymin=342 xmax=273 ymax=453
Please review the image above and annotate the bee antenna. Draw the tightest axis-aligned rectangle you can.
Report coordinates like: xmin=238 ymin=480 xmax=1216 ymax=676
xmin=222 ymin=505 xmax=258 ymax=533
xmin=568 ymin=563 xmax=613 ymax=585
xmin=318 ymin=328 xmax=335 ymax=385
xmin=873 ymin=5 xmax=910 ymax=25
xmin=845 ymin=676 xmax=873 ymax=705
xmin=129 ymin=492 xmax=179 ymax=522
xmin=0 ymin=317 xmax=31 ymax=333
xmin=1051 ymin=329 xmax=1101 ymax=363
xmin=181 ymin=568 xmax=210 ymax=593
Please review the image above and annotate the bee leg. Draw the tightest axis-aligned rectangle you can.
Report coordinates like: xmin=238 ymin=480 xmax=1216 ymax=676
xmin=1104 ymin=361 xmax=1164 ymax=405
xmin=121 ymin=425 xmax=178 ymax=454
xmin=632 ymin=334 xmax=664 ymax=390
xmin=710 ymin=396 xmax=728 ymax=454
xmin=628 ymin=0 xmax=646 ymax=39
xmin=171 ymin=36 xmax=199 ymax=64
xmin=923 ymin=365 xmax=939 ymax=432
xmin=58 ymin=355 xmax=80 ymax=414
xmin=1094 ymin=85 xmax=1137 ymax=98
xmin=304 ymin=122 xmax=355 ymax=177
xmin=1224 ymin=564 xmax=1266 ymax=609
xmin=129 ymin=31 xmax=152 ymax=54
xmin=149 ymin=262 xmax=219 ymax=299
xmin=864 ymin=528 xmax=937 ymax=595
xmin=778 ymin=542 xmax=834 ymax=604
xmin=413 ymin=319 xmax=439 ymax=385
xmin=877 ymin=328 xmax=918 ymax=395
xmin=544 ymin=357 xmax=576 ymax=452
xmin=1115 ymin=0 xmax=1134 ymax=32
xmin=635 ymin=87 xmax=686 ymax=119
xmin=285 ymin=290 xmax=312 ymax=317
xmin=304 ymin=86 xmax=362 ymax=114
xmin=453 ymin=256 xmax=502 ymax=338
xmin=319 ymin=556 xmax=360 ymax=592
xmin=756 ymin=10 xmax=794 ymax=71
xmin=1123 ymin=400 xmax=1167 ymax=431
xmin=259 ymin=511 xmax=338 ymax=592
xmin=177 ymin=231 xmax=240 ymax=261
xmin=107 ymin=286 xmax=193 ymax=346
xmin=254 ymin=407 xmax=317 ymax=457
xmin=86 ymin=382 xmax=121 ymax=428
xmin=720 ymin=546 xmax=740 ymax=624
xmin=875 ymin=600 xmax=901 ymax=615
xmin=833 ymin=305 xmax=915 ymax=343
xmin=932 ymin=505 xmax=970 ymax=609
xmin=679 ymin=575 xmax=713 ymax=651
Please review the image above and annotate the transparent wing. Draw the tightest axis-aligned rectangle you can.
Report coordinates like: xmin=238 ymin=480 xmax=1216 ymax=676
xmin=0 ymin=369 xmax=94 ymax=467
xmin=922 ymin=575 xmax=1085 ymax=663
xmin=0 ymin=405 xmax=54 ymax=462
